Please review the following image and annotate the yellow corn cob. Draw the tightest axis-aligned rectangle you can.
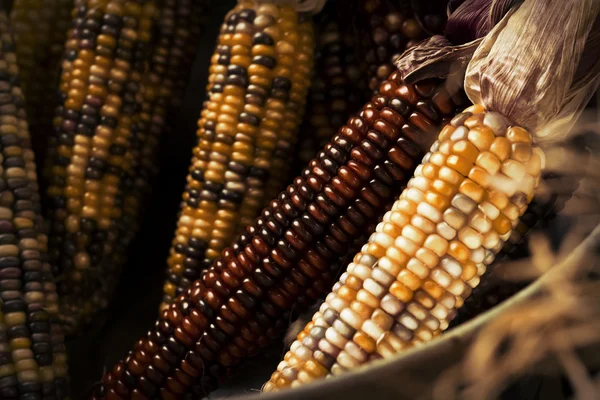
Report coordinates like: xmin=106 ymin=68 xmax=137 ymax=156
xmin=160 ymin=2 xmax=314 ymax=309
xmin=10 ymin=0 xmax=74 ymax=170
xmin=265 ymin=105 xmax=543 ymax=390
xmin=0 ymin=11 xmax=68 ymax=398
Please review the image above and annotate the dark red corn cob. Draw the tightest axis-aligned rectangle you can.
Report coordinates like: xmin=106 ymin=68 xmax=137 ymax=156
xmin=93 ymin=71 xmax=466 ymax=399
xmin=357 ymin=0 xmax=448 ymax=95
xmin=294 ymin=6 xmax=365 ymax=173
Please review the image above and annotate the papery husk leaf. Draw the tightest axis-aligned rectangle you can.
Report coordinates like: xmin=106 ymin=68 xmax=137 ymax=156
xmin=464 ymin=0 xmax=600 ymax=141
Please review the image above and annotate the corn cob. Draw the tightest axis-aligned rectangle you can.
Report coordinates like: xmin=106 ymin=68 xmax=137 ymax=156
xmin=449 ymin=144 xmax=588 ymax=328
xmin=44 ymin=0 xmax=159 ymax=332
xmin=94 ymin=71 xmax=465 ymax=398
xmin=160 ymin=2 xmax=315 ymax=309
xmin=10 ymin=0 xmax=74 ymax=171
xmin=358 ymin=0 xmax=446 ymax=95
xmin=295 ymin=9 xmax=364 ymax=174
xmin=0 ymin=11 xmax=68 ymax=398
xmin=265 ymin=105 xmax=543 ymax=390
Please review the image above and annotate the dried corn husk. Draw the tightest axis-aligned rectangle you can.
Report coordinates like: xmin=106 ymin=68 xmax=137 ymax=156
xmin=465 ymin=0 xmax=600 ymax=139
xmin=399 ymin=0 xmax=600 ymax=142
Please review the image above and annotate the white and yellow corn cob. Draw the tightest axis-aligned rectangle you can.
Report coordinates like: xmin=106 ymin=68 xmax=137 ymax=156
xmin=265 ymin=104 xmax=544 ymax=390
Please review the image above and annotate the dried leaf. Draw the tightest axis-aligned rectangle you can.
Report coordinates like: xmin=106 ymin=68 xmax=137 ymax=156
xmin=465 ymin=0 xmax=600 ymax=140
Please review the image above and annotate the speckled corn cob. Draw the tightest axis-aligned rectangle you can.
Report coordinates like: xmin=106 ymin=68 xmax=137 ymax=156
xmin=265 ymin=105 xmax=543 ymax=390
xmin=160 ymin=2 xmax=315 ymax=309
xmin=94 ymin=73 xmax=465 ymax=398
xmin=358 ymin=0 xmax=446 ymax=95
xmin=0 ymin=11 xmax=68 ymax=399
xmin=44 ymin=0 xmax=158 ymax=333
xmin=449 ymin=142 xmax=589 ymax=327
xmin=10 ymin=0 xmax=73 ymax=170
xmin=295 ymin=10 xmax=364 ymax=173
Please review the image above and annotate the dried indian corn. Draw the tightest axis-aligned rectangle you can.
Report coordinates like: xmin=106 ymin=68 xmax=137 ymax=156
xmin=10 ymin=0 xmax=74 ymax=170
xmin=94 ymin=72 xmax=465 ymax=398
xmin=265 ymin=105 xmax=543 ymax=390
xmin=295 ymin=9 xmax=364 ymax=172
xmin=358 ymin=0 xmax=446 ymax=95
xmin=0 ymin=11 xmax=68 ymax=399
xmin=44 ymin=0 xmax=157 ymax=332
xmin=160 ymin=2 xmax=315 ymax=309
xmin=450 ymin=143 xmax=589 ymax=327
xmin=45 ymin=0 xmax=207 ymax=333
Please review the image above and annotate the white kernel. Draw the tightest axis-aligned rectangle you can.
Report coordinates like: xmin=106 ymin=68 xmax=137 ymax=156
xmin=381 ymin=293 xmax=404 ymax=316
xmin=440 ymin=256 xmax=462 ymax=277
xmin=470 ymin=247 xmax=485 ymax=263
xmin=423 ymin=234 xmax=449 ymax=257
xmin=325 ymin=327 xmax=347 ymax=349
xmin=458 ymin=226 xmax=483 ymax=249
xmin=372 ymin=267 xmax=394 ymax=286
xmin=407 ymin=258 xmax=429 ymax=279
xmin=503 ymin=203 xmax=520 ymax=221
xmin=373 ymin=232 xmax=394 ymax=249
xmin=450 ymin=126 xmax=469 ymax=141
xmin=502 ymin=160 xmax=527 ymax=181
xmin=340 ymin=308 xmax=363 ymax=330
xmin=399 ymin=313 xmax=419 ymax=330
xmin=415 ymin=247 xmax=438 ymax=268
xmin=344 ymin=341 xmax=367 ymax=362
xmin=353 ymin=263 xmax=372 ymax=279
xmin=330 ymin=364 xmax=346 ymax=376
xmin=318 ymin=338 xmax=341 ymax=357
xmin=395 ymin=236 xmax=419 ymax=256
xmin=402 ymin=225 xmax=426 ymax=245
xmin=409 ymin=176 xmax=430 ymax=192
xmin=418 ymin=202 xmax=443 ymax=223
xmin=337 ymin=351 xmax=360 ymax=369
xmin=469 ymin=210 xmax=492 ymax=233
xmin=448 ymin=279 xmax=468 ymax=297
xmin=295 ymin=344 xmax=313 ymax=361
xmin=414 ymin=164 xmax=424 ymax=177
xmin=276 ymin=361 xmax=288 ymax=372
xmin=468 ymin=275 xmax=481 ymax=288
xmin=431 ymin=304 xmax=449 ymax=321
xmin=436 ymin=221 xmax=457 ymax=240
xmin=431 ymin=268 xmax=452 ymax=288
xmin=424 ymin=315 xmax=441 ymax=331
xmin=364 ymin=278 xmax=386 ymax=299
xmin=405 ymin=187 xmax=425 ymax=203
xmin=407 ymin=302 xmax=428 ymax=320
xmin=480 ymin=201 xmax=500 ymax=219
xmin=443 ymin=207 xmax=467 ymax=230
xmin=412 ymin=215 xmax=436 ymax=234
xmin=520 ymin=174 xmax=536 ymax=198
xmin=452 ymin=193 xmax=477 ymax=214
xmin=329 ymin=295 xmax=349 ymax=312
xmin=362 ymin=319 xmax=384 ymax=340
xmin=440 ymin=292 xmax=456 ymax=309
xmin=439 ymin=166 xmax=462 ymax=185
